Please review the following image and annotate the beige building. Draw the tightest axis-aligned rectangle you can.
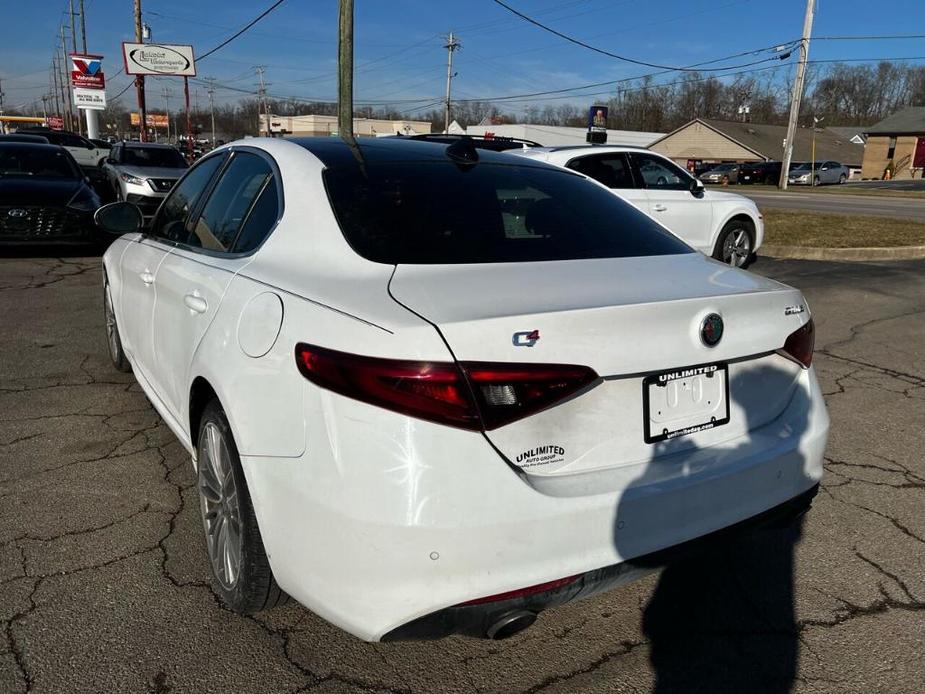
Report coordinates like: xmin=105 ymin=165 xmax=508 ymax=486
xmin=259 ymin=114 xmax=431 ymax=138
xmin=649 ymin=118 xmax=865 ymax=169
xmin=861 ymin=107 xmax=925 ymax=180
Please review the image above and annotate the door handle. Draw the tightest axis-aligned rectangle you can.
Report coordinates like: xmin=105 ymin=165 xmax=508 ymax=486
xmin=652 ymin=204 xmax=668 ymax=212
xmin=139 ymin=270 xmax=155 ymax=285
xmin=183 ymin=293 xmax=208 ymax=314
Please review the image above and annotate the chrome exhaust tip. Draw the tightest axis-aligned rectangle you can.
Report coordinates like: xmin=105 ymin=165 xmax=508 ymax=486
xmin=485 ymin=610 xmax=537 ymax=640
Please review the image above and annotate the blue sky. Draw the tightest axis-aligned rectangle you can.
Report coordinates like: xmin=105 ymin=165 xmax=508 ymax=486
xmin=2 ymin=0 xmax=924 ymax=117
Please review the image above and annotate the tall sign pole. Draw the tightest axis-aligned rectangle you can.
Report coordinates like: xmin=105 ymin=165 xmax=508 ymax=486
xmin=443 ymin=32 xmax=460 ymax=134
xmin=134 ymin=0 xmax=147 ymax=142
xmin=779 ymin=0 xmax=815 ymax=190
xmin=184 ymin=76 xmax=193 ymax=160
xmin=337 ymin=0 xmax=354 ymax=140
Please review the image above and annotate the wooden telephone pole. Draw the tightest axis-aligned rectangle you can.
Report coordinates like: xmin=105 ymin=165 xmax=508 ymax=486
xmin=134 ymin=0 xmax=148 ymax=142
xmin=337 ymin=0 xmax=353 ymax=140
xmin=779 ymin=0 xmax=815 ymax=190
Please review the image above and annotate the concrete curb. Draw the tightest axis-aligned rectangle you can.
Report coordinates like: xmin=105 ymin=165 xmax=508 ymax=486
xmin=762 ymin=244 xmax=925 ymax=261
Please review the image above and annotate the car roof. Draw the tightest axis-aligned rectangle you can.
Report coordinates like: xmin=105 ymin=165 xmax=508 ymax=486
xmin=120 ymin=141 xmax=179 ymax=149
xmin=0 ymin=142 xmax=67 ymax=151
xmin=289 ymin=136 xmax=555 ymax=169
xmin=525 ymin=144 xmax=651 ymax=154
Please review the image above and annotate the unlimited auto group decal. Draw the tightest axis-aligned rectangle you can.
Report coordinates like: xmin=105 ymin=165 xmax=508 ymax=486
xmin=516 ymin=445 xmax=566 ymax=468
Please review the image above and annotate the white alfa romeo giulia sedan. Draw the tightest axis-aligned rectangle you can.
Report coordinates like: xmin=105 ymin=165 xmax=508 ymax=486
xmin=96 ymin=136 xmax=828 ymax=642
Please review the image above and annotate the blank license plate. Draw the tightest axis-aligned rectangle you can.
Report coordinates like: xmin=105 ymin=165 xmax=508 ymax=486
xmin=643 ymin=363 xmax=729 ymax=443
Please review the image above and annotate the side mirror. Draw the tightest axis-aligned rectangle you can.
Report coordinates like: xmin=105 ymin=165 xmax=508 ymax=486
xmin=94 ymin=201 xmax=143 ymax=235
xmin=689 ymin=178 xmax=704 ymax=195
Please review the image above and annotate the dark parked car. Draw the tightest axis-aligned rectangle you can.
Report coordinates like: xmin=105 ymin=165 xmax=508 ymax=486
xmin=0 ymin=143 xmax=102 ymax=245
xmin=0 ymin=134 xmax=50 ymax=144
xmin=739 ymin=161 xmax=781 ymax=185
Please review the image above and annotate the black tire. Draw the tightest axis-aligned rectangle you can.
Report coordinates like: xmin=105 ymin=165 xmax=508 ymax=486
xmin=713 ymin=220 xmax=754 ymax=268
xmin=813 ymin=175 xmax=821 ymax=186
xmin=197 ymin=400 xmax=287 ymax=614
xmin=103 ymin=278 xmax=132 ymax=372
xmin=838 ymin=173 xmax=847 ymax=184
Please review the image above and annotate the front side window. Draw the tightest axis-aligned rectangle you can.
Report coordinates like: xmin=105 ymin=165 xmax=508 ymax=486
xmin=324 ymin=160 xmax=692 ymax=264
xmin=631 ymin=153 xmax=693 ymax=191
xmin=566 ymin=153 xmax=635 ymax=189
xmin=150 ymin=154 xmax=226 ymax=244
xmin=189 ymin=152 xmax=273 ymax=252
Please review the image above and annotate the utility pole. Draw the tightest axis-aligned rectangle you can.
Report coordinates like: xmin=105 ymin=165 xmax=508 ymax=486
xmin=69 ymin=0 xmax=83 ymax=135
xmin=41 ymin=95 xmax=49 ymax=122
xmin=0 ymin=76 xmax=5 ymax=134
xmin=205 ymin=77 xmax=216 ymax=147
xmin=337 ymin=0 xmax=354 ymax=140
xmin=134 ymin=0 xmax=148 ymax=142
xmin=162 ymin=86 xmax=172 ymax=141
xmin=51 ymin=60 xmax=61 ymax=122
xmin=78 ymin=0 xmax=87 ymax=52
xmin=779 ymin=0 xmax=815 ymax=190
xmin=443 ymin=32 xmax=460 ymax=134
xmin=60 ymin=27 xmax=75 ymax=132
xmin=255 ymin=66 xmax=271 ymax=136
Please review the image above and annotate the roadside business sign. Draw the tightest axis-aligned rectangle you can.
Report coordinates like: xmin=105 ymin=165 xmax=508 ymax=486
xmin=46 ymin=116 xmax=65 ymax=131
xmin=131 ymin=112 xmax=170 ymax=128
xmin=74 ymin=87 xmax=107 ymax=110
xmin=70 ymin=54 xmax=105 ymax=89
xmin=122 ymin=43 xmax=196 ymax=76
xmin=586 ymin=105 xmax=608 ymax=144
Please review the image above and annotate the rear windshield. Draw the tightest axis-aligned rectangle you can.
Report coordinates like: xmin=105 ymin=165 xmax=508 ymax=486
xmin=324 ymin=161 xmax=692 ymax=264
xmin=0 ymin=147 xmax=78 ymax=178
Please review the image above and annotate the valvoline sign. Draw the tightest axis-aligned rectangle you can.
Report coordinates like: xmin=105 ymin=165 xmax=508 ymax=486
xmin=70 ymin=54 xmax=105 ymax=89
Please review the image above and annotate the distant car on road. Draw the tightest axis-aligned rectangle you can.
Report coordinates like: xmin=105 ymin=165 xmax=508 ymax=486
xmin=0 ymin=142 xmax=101 ymax=244
xmin=15 ymin=127 xmax=108 ymax=171
xmin=788 ymin=161 xmax=849 ymax=186
xmin=102 ymin=141 xmax=188 ymax=222
xmin=699 ymin=163 xmax=740 ymax=184
xmin=508 ymin=145 xmax=763 ymax=267
xmin=738 ymin=161 xmax=809 ymax=185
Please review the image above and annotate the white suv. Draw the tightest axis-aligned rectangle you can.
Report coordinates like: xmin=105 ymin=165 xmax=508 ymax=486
xmin=509 ymin=145 xmax=763 ymax=267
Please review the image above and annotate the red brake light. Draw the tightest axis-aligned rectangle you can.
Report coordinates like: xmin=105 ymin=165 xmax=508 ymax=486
xmin=461 ymin=362 xmax=599 ymax=430
xmin=295 ymin=344 xmax=481 ymax=430
xmin=294 ymin=344 xmax=599 ymax=431
xmin=779 ymin=318 xmax=815 ymax=368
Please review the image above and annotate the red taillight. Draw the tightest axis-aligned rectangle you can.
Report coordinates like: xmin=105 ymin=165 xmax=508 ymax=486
xmin=458 ymin=575 xmax=581 ymax=606
xmin=779 ymin=318 xmax=815 ymax=368
xmin=462 ymin=362 xmax=598 ymax=430
xmin=295 ymin=343 xmax=481 ymax=430
xmin=294 ymin=344 xmax=598 ymax=431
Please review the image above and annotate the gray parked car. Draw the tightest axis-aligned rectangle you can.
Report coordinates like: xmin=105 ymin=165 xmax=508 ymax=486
xmin=788 ymin=161 xmax=849 ymax=186
xmin=102 ymin=142 xmax=188 ymax=221
xmin=698 ymin=163 xmax=740 ymax=184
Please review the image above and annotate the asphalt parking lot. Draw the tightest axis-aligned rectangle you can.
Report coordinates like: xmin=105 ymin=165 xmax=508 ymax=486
xmin=1 ymin=252 xmax=923 ymax=694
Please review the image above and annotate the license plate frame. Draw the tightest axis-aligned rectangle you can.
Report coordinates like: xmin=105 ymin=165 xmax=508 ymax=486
xmin=642 ymin=362 xmax=730 ymax=444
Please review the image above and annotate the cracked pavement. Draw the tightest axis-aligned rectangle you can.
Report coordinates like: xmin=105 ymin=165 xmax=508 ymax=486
xmin=1 ymin=253 xmax=923 ymax=693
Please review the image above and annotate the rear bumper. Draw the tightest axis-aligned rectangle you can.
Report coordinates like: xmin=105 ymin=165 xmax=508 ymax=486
xmin=241 ymin=365 xmax=828 ymax=641
xmin=384 ymin=483 xmax=817 ymax=640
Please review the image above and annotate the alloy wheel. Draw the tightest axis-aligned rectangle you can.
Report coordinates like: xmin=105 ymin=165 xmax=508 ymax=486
xmin=199 ymin=422 xmax=243 ymax=590
xmin=722 ymin=229 xmax=751 ymax=267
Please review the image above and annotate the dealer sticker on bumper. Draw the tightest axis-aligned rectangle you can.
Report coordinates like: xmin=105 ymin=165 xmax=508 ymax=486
xmin=642 ymin=363 xmax=730 ymax=443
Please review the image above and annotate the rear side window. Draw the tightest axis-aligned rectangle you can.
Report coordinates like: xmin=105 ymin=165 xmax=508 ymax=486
xmin=324 ymin=161 xmax=691 ymax=264
xmin=190 ymin=152 xmax=272 ymax=252
xmin=150 ymin=154 xmax=226 ymax=244
xmin=567 ymin=153 xmax=635 ymax=189
xmin=233 ymin=177 xmax=280 ymax=253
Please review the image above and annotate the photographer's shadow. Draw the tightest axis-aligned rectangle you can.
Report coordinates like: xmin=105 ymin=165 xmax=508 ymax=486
xmin=615 ymin=365 xmax=814 ymax=693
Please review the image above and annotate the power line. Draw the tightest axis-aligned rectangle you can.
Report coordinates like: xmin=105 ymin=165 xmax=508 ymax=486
xmin=815 ymin=34 xmax=925 ymax=41
xmin=490 ymin=0 xmax=790 ymax=72
xmin=197 ymin=0 xmax=287 ymax=62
